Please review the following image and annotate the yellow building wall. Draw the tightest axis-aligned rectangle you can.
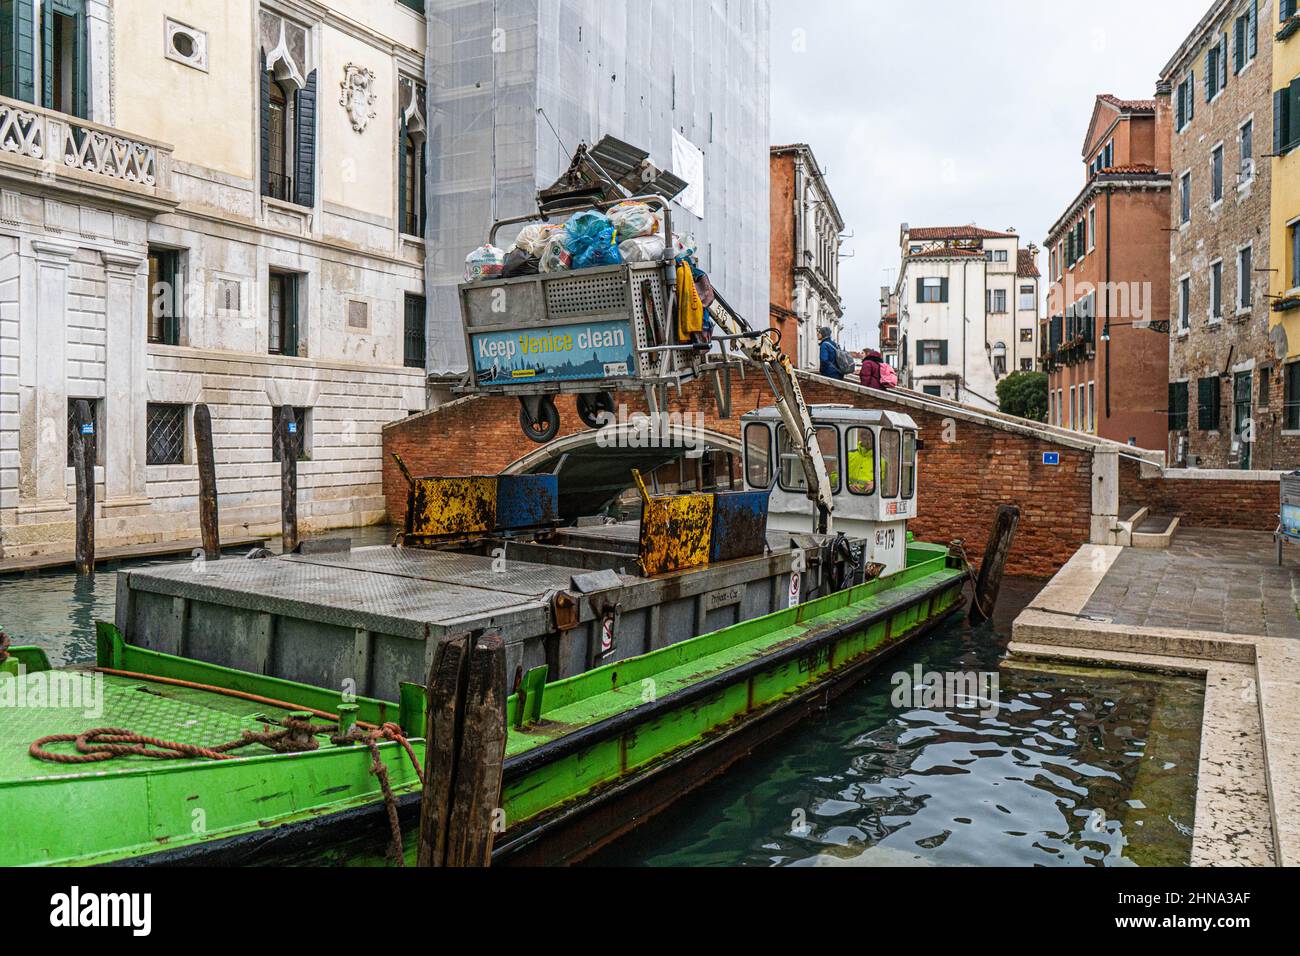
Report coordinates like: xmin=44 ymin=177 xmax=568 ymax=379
xmin=1272 ymin=30 xmax=1300 ymax=359
xmin=112 ymin=0 xmax=256 ymax=181
xmin=319 ymin=29 xmax=397 ymax=220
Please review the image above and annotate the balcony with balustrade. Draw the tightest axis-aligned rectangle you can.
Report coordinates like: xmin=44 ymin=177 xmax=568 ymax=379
xmin=0 ymin=95 xmax=177 ymax=217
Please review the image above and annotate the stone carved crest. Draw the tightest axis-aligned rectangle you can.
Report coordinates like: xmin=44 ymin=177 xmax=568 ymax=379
xmin=339 ymin=63 xmax=378 ymax=133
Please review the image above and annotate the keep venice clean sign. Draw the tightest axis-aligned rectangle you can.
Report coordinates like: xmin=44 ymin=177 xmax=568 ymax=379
xmin=472 ymin=320 xmax=638 ymax=384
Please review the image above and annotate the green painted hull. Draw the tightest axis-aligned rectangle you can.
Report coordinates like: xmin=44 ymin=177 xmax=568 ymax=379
xmin=0 ymin=543 xmax=963 ymax=866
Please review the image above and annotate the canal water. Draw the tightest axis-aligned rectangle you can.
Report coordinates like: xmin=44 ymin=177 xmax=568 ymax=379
xmin=1 ymin=537 xmax=1203 ymax=868
xmin=588 ymin=577 xmax=1203 ymax=868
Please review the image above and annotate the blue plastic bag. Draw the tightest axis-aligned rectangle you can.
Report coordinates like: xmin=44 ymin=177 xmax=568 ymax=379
xmin=570 ymin=225 xmax=623 ymax=270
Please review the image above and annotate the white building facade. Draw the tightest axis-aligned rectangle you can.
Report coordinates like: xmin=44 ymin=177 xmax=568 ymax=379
xmin=895 ymin=224 xmax=1039 ymax=410
xmin=1 ymin=0 xmax=429 ymax=561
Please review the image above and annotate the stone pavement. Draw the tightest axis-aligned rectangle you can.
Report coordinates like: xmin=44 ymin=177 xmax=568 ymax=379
xmin=1082 ymin=530 xmax=1300 ymax=641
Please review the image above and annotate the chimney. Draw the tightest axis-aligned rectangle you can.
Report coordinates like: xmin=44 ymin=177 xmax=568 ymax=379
xmin=1153 ymin=79 xmax=1173 ymax=174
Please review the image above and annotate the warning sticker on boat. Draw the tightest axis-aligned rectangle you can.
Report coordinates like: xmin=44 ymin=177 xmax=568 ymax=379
xmin=603 ymin=362 xmax=629 ymax=377
xmin=788 ymin=572 xmax=801 ymax=608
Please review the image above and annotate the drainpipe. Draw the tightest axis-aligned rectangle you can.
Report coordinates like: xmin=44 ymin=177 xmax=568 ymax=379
xmin=962 ymin=260 xmax=969 ymax=403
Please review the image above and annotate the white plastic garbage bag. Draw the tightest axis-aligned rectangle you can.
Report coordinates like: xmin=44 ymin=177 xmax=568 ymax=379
xmin=539 ymin=232 xmax=573 ymax=273
xmin=619 ymin=235 xmax=666 ymax=263
xmin=511 ymin=224 xmax=556 ymax=258
xmin=464 ymin=244 xmax=505 ymax=282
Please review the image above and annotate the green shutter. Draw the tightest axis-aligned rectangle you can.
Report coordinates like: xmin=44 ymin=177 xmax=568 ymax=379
xmin=939 ymin=341 xmax=949 ymax=365
xmin=1 ymin=0 xmax=36 ymax=103
xmin=293 ymin=70 xmax=317 ymax=208
xmin=259 ymin=50 xmax=271 ymax=196
xmin=916 ymin=278 xmax=925 ymax=303
xmin=1290 ymin=79 xmax=1300 ymax=152
xmin=1277 ymin=89 xmax=1290 ymax=156
xmin=283 ymin=277 xmax=299 ymax=358
xmin=398 ymin=118 xmax=408 ymax=234
xmin=939 ymin=278 xmax=948 ymax=302
xmin=916 ymin=339 xmax=924 ymax=365
xmin=1249 ymin=1 xmax=1258 ymax=59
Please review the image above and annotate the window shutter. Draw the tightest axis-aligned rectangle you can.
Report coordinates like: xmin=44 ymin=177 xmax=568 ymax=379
xmin=283 ymin=277 xmax=299 ymax=358
xmin=1277 ymin=89 xmax=1289 ymax=155
xmin=419 ymin=140 xmax=428 ymax=235
xmin=916 ymin=278 xmax=925 ymax=302
xmin=398 ymin=118 xmax=408 ymax=234
xmin=1290 ymin=78 xmax=1300 ymax=151
xmin=1219 ymin=34 xmax=1228 ymax=92
xmin=259 ymin=50 xmax=271 ymax=196
xmin=1234 ymin=18 xmax=1245 ymax=73
xmin=1189 ymin=71 xmax=1194 ymax=121
xmin=1249 ymin=1 xmax=1258 ymax=58
xmin=916 ymin=339 xmax=924 ymax=365
xmin=40 ymin=0 xmax=52 ymax=108
xmin=1169 ymin=383 xmax=1178 ymax=431
xmin=0 ymin=0 xmax=36 ymax=103
xmin=294 ymin=70 xmax=318 ymax=208
xmin=939 ymin=341 xmax=949 ymax=365
xmin=939 ymin=278 xmax=949 ymax=302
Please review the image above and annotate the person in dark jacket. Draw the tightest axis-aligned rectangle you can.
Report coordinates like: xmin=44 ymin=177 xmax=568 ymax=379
xmin=818 ymin=326 xmax=844 ymax=379
xmin=859 ymin=349 xmax=885 ymax=389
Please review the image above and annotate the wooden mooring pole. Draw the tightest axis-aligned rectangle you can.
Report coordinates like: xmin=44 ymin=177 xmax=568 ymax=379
xmin=72 ymin=399 xmax=95 ymax=575
xmin=417 ymin=630 xmax=508 ymax=867
xmin=969 ymin=504 xmax=1020 ymax=625
xmin=194 ymin=404 xmax=221 ymax=561
xmin=279 ymin=411 xmax=298 ymax=555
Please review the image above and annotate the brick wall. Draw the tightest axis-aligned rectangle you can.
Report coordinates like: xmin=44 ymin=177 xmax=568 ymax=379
xmin=384 ymin=375 xmax=1100 ymax=579
xmin=1119 ymin=457 xmax=1279 ymax=531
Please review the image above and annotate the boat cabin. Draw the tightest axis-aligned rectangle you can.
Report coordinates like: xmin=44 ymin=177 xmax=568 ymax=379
xmin=741 ymin=405 xmax=920 ymax=574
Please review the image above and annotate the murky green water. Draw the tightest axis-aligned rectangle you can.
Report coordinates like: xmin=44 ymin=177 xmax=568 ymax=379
xmin=587 ymin=579 xmax=1204 ymax=868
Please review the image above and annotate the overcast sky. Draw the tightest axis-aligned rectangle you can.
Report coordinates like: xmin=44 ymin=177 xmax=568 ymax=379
xmin=770 ymin=0 xmax=1198 ymax=351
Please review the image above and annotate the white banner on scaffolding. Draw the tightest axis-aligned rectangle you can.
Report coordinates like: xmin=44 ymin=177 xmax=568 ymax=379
xmin=672 ymin=129 xmax=706 ymax=219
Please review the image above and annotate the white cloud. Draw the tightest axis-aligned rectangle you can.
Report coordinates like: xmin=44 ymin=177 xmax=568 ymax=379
xmin=772 ymin=0 xmax=1196 ymax=351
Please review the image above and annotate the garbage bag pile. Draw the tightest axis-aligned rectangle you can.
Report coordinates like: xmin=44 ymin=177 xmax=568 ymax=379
xmin=464 ymin=201 xmax=698 ymax=281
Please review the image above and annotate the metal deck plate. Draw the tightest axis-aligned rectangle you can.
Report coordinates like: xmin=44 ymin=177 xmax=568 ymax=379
xmin=127 ymin=555 xmax=535 ymax=629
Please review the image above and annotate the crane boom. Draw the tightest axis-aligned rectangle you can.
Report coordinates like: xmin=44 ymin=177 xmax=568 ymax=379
xmin=707 ymin=292 xmax=834 ymax=534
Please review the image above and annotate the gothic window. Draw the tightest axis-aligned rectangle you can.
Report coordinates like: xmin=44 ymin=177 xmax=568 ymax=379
xmin=259 ymin=12 xmax=316 ymax=208
xmin=399 ymin=77 xmax=428 ymax=236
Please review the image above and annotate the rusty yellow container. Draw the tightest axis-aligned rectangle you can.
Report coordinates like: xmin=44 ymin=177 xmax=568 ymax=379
xmin=408 ymin=476 xmax=498 ymax=538
xmin=633 ymin=470 xmax=715 ymax=576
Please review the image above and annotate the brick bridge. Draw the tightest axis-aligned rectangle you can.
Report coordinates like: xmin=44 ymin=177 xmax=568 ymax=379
xmin=383 ymin=370 xmax=1282 ymax=579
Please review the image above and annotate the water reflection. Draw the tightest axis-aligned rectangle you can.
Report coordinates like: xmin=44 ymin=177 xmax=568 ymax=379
xmin=587 ymin=579 xmax=1203 ymax=868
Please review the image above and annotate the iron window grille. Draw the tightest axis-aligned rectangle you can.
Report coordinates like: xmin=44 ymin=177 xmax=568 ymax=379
xmin=272 ymin=405 xmax=309 ymax=462
xmin=65 ymin=398 xmax=101 ymax=467
xmin=146 ymin=403 xmax=187 ymax=466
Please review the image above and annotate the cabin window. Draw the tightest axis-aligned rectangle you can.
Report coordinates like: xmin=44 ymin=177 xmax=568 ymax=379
xmin=901 ymin=430 xmax=917 ymax=500
xmin=845 ymin=427 xmax=876 ymax=496
xmin=880 ymin=429 xmax=901 ymax=498
xmin=777 ymin=425 xmax=840 ymax=495
xmin=743 ymin=423 xmax=772 ymax=489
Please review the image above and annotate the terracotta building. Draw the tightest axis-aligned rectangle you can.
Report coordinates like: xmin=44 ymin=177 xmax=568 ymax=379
xmin=1043 ymin=94 xmax=1172 ymax=451
xmin=1160 ymin=0 xmax=1289 ymax=469
xmin=770 ymin=144 xmax=845 ymax=370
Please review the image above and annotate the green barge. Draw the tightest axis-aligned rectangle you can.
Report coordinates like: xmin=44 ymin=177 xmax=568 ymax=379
xmin=1 ymin=542 xmax=963 ymax=866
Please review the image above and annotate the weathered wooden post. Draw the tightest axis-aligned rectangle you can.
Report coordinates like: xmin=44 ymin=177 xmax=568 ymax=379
xmin=194 ymin=404 xmax=220 ymax=561
xmin=278 ymin=410 xmax=298 ymax=554
xmin=416 ymin=630 xmax=508 ymax=867
xmin=417 ymin=634 xmax=468 ymax=867
xmin=970 ymin=505 xmax=1021 ymax=625
xmin=445 ymin=630 xmax=508 ymax=867
xmin=72 ymin=399 xmax=95 ymax=575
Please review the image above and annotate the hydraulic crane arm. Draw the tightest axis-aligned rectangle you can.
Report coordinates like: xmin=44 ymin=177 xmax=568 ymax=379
xmin=707 ymin=292 xmax=834 ymax=534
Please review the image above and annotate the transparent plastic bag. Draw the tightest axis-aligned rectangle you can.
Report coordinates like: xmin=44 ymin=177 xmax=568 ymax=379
xmin=609 ymin=201 xmax=658 ymax=240
xmin=464 ymin=244 xmax=505 ymax=282
xmin=672 ymin=233 xmax=698 ymax=260
xmin=511 ymin=223 xmax=556 ymax=258
xmin=565 ymin=210 xmax=612 ymax=240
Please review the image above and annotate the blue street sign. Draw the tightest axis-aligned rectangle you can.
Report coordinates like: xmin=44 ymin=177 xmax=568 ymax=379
xmin=1043 ymin=452 xmax=1060 ymax=466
